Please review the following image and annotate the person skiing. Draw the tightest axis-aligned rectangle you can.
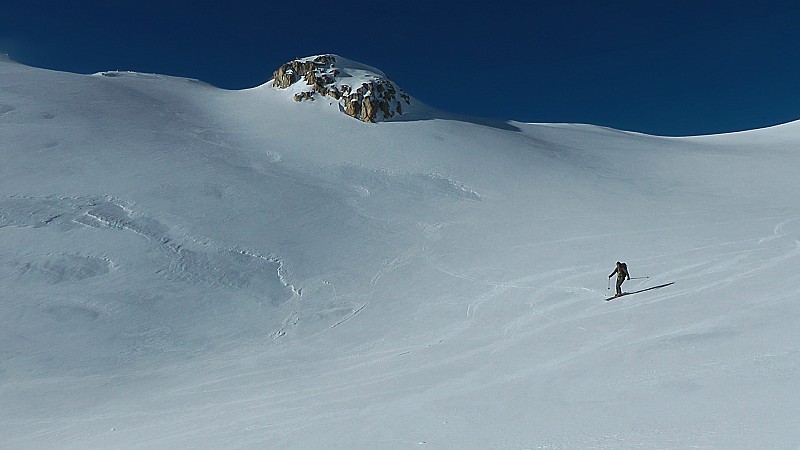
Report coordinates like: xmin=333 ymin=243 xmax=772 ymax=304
xmin=609 ymin=261 xmax=630 ymax=297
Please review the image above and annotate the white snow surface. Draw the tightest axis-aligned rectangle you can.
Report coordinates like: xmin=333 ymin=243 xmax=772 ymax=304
xmin=1 ymin=57 xmax=800 ymax=449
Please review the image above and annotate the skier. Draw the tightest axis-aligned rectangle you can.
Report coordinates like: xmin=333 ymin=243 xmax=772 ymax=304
xmin=608 ymin=261 xmax=630 ymax=297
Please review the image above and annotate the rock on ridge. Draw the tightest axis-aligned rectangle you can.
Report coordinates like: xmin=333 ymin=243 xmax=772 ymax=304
xmin=271 ymin=54 xmax=411 ymax=123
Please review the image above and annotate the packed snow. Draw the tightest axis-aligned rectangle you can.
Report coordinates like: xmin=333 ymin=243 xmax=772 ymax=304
xmin=1 ymin=55 xmax=799 ymax=449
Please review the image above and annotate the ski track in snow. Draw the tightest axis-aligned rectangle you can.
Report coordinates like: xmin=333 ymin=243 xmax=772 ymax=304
xmin=422 ymin=211 xmax=800 ymax=348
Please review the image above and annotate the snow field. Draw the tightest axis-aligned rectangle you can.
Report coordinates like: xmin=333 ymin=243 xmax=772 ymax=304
xmin=1 ymin=57 xmax=799 ymax=448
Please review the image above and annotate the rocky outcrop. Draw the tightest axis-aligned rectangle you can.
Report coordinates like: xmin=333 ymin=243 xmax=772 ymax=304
xmin=271 ymin=55 xmax=411 ymax=123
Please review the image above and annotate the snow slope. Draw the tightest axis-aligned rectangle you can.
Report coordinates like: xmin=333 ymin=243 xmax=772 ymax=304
xmin=1 ymin=56 xmax=800 ymax=449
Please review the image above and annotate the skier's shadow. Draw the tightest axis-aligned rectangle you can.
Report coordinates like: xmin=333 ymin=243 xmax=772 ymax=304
xmin=608 ymin=282 xmax=675 ymax=301
xmin=628 ymin=282 xmax=675 ymax=295
xmin=622 ymin=282 xmax=675 ymax=297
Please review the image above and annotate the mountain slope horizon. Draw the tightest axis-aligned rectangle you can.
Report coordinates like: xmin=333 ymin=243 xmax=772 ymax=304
xmin=2 ymin=57 xmax=800 ymax=449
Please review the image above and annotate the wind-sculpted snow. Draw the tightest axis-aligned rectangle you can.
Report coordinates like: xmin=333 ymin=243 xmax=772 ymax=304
xmin=0 ymin=194 xmax=311 ymax=379
xmin=0 ymin=103 xmax=15 ymax=116
xmin=14 ymin=253 xmax=113 ymax=284
xmin=336 ymin=165 xmax=481 ymax=201
xmin=0 ymin=195 xmax=296 ymax=300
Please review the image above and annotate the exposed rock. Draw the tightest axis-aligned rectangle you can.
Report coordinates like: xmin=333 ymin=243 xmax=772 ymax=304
xmin=270 ymin=54 xmax=412 ymax=122
xmin=361 ymin=97 xmax=376 ymax=123
xmin=378 ymin=100 xmax=390 ymax=118
xmin=344 ymin=95 xmax=360 ymax=117
xmin=293 ymin=91 xmax=314 ymax=102
xmin=272 ymin=65 xmax=296 ymax=89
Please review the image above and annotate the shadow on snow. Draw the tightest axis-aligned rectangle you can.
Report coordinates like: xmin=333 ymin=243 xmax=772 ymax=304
xmin=606 ymin=282 xmax=675 ymax=301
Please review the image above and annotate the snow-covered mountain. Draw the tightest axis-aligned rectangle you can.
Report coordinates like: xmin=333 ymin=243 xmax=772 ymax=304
xmin=2 ymin=54 xmax=800 ymax=449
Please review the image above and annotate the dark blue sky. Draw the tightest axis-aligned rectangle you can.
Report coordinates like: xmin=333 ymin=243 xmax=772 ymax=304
xmin=2 ymin=0 xmax=800 ymax=136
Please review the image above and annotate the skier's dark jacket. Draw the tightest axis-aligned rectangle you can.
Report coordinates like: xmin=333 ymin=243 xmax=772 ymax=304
xmin=610 ymin=263 xmax=629 ymax=279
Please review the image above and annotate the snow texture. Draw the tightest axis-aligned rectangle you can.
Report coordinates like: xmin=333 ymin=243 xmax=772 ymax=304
xmin=1 ymin=56 xmax=800 ymax=449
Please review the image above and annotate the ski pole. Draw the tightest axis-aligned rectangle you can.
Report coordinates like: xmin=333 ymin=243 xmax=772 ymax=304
xmin=607 ymin=277 xmax=611 ymax=290
xmin=629 ymin=276 xmax=650 ymax=280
